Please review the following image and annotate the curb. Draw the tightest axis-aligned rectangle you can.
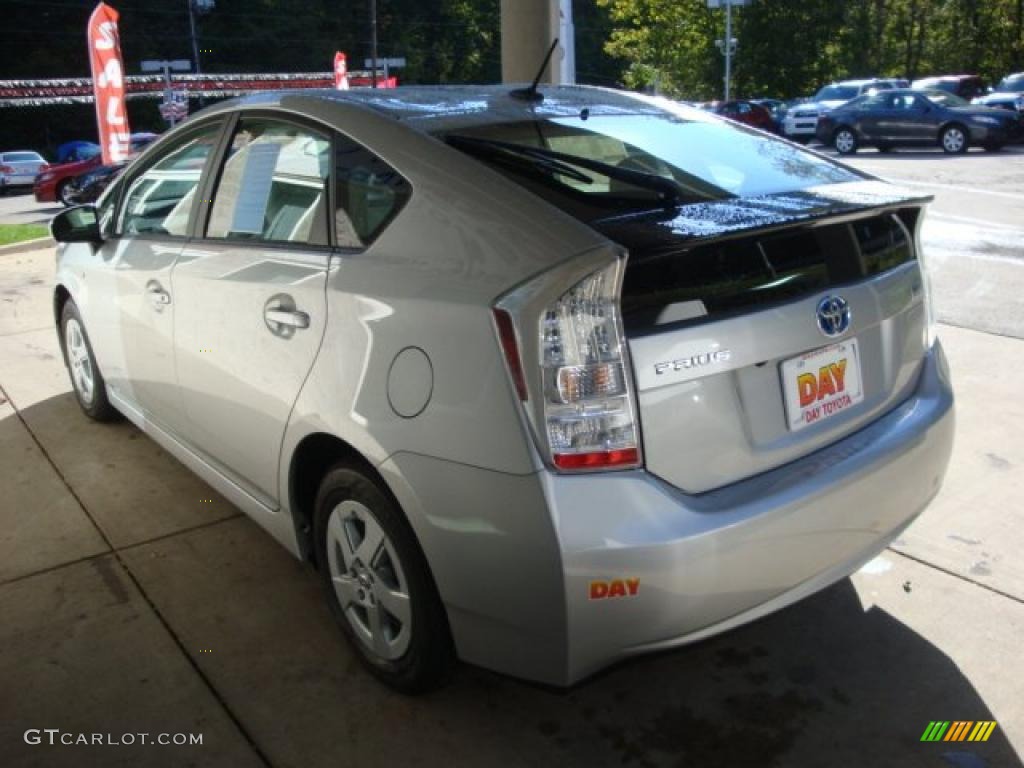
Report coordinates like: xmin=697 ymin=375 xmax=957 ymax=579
xmin=0 ymin=236 xmax=55 ymax=256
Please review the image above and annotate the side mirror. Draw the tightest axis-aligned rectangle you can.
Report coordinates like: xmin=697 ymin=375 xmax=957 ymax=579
xmin=51 ymin=205 xmax=102 ymax=244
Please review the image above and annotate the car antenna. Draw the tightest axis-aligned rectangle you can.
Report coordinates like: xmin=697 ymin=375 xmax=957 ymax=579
xmin=510 ymin=38 xmax=559 ymax=103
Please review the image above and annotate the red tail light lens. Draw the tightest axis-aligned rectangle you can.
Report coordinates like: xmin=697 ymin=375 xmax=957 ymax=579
xmin=493 ymin=308 xmax=528 ymax=401
xmin=553 ymin=448 xmax=639 ymax=470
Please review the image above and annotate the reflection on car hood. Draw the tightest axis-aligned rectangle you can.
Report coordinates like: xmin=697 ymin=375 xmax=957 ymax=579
xmin=592 ymin=180 xmax=931 ymax=256
xmin=974 ymin=92 xmax=1022 ymax=102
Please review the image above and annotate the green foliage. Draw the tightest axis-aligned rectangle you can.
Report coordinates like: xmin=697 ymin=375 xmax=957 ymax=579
xmin=596 ymin=0 xmax=1024 ymax=99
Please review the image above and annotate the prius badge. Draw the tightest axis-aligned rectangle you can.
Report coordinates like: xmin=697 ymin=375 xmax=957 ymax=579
xmin=816 ymin=295 xmax=851 ymax=338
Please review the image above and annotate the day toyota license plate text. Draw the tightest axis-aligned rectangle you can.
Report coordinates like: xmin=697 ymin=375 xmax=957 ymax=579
xmin=781 ymin=339 xmax=864 ymax=431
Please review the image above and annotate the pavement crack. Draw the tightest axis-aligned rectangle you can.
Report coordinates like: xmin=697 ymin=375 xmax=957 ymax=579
xmin=886 ymin=546 xmax=1024 ymax=606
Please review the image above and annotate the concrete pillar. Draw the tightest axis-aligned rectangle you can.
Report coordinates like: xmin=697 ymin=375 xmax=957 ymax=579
xmin=501 ymin=0 xmax=573 ymax=84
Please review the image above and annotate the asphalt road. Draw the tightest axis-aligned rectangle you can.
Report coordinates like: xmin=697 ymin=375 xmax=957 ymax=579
xmin=832 ymin=145 xmax=1024 ymax=339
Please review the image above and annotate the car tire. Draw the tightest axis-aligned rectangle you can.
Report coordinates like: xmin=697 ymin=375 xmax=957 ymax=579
xmin=314 ymin=464 xmax=455 ymax=693
xmin=833 ymin=128 xmax=858 ymax=155
xmin=940 ymin=124 xmax=969 ymax=154
xmin=57 ymin=180 xmax=75 ymax=207
xmin=60 ymin=300 xmax=120 ymax=422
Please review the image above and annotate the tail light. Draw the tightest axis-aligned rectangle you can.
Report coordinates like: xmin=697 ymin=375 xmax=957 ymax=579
xmin=494 ymin=248 xmax=641 ymax=472
xmin=38 ymin=164 xmax=50 ymax=173
xmin=0 ymin=165 xmax=13 ymax=174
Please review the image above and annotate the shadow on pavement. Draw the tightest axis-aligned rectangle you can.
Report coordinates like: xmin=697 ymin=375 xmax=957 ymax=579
xmin=1 ymin=392 xmax=1020 ymax=768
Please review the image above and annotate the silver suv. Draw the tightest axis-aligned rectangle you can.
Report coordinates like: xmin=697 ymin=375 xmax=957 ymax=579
xmin=50 ymin=86 xmax=954 ymax=692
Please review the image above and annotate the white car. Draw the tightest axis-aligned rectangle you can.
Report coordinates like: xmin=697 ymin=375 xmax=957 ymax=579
xmin=784 ymin=79 xmax=900 ymax=142
xmin=0 ymin=150 xmax=47 ymax=194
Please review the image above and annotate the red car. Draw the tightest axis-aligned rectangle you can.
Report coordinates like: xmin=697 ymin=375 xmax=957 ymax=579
xmin=34 ymin=133 xmax=157 ymax=206
xmin=709 ymin=100 xmax=778 ymax=133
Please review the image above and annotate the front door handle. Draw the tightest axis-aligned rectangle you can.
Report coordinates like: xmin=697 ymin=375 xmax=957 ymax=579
xmin=264 ymin=308 xmax=310 ymax=329
xmin=145 ymin=281 xmax=171 ymax=311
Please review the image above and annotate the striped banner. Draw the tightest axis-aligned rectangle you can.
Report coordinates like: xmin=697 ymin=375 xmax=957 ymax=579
xmin=920 ymin=721 xmax=997 ymax=742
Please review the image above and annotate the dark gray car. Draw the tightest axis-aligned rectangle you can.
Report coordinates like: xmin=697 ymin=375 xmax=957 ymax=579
xmin=817 ymin=89 xmax=1020 ymax=154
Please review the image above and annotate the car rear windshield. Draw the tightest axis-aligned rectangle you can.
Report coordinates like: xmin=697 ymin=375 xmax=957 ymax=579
xmin=442 ymin=112 xmax=858 ymax=220
xmin=997 ymin=76 xmax=1024 ymax=92
xmin=620 ymin=211 xmax=918 ymax=334
xmin=4 ymin=152 xmax=42 ymax=162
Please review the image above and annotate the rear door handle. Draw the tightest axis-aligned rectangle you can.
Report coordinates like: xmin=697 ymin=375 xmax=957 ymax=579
xmin=264 ymin=308 xmax=310 ymax=329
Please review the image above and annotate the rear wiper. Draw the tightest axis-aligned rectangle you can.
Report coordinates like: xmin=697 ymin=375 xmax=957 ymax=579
xmin=445 ymin=134 xmax=686 ymax=204
xmin=446 ymin=134 xmax=593 ymax=185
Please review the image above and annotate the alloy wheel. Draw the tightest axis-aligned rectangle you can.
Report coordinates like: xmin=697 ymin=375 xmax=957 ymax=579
xmin=65 ymin=317 xmax=95 ymax=406
xmin=325 ymin=499 xmax=412 ymax=661
xmin=942 ymin=127 xmax=966 ymax=153
xmin=834 ymin=130 xmax=856 ymax=154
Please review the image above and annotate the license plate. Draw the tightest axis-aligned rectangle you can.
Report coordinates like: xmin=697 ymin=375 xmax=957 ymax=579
xmin=781 ymin=339 xmax=864 ymax=431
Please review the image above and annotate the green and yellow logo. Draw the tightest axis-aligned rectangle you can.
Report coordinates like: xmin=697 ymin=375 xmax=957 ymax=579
xmin=921 ymin=721 xmax=997 ymax=742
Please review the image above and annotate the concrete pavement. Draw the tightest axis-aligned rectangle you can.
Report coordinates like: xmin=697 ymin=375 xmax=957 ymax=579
xmin=1 ymin=242 xmax=1022 ymax=767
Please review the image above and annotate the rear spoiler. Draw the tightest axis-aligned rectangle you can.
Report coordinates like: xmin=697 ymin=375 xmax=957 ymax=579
xmin=595 ymin=180 xmax=934 ymax=254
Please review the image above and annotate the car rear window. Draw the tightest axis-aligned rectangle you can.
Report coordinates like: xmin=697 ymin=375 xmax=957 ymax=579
xmin=442 ymin=111 xmax=858 ymax=220
xmin=620 ymin=212 xmax=916 ymax=334
xmin=4 ymin=152 xmax=42 ymax=162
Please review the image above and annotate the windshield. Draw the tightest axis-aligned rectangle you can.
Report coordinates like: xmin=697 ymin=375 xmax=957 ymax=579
xmin=442 ymin=112 xmax=858 ymax=219
xmin=923 ymin=90 xmax=969 ymax=107
xmin=815 ymin=85 xmax=859 ymax=102
xmin=996 ymin=76 xmax=1024 ymax=92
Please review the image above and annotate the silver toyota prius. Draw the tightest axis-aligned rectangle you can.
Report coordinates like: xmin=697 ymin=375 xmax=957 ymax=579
xmin=50 ymin=85 xmax=955 ymax=692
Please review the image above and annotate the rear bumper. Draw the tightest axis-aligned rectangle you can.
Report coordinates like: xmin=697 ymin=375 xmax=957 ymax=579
xmin=1 ymin=175 xmax=35 ymax=188
xmin=381 ymin=343 xmax=953 ymax=687
xmin=548 ymin=341 xmax=954 ymax=684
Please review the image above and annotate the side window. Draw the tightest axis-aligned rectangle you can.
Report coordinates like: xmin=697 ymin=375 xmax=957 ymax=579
xmin=857 ymin=94 xmax=888 ymax=110
xmin=118 ymin=123 xmax=221 ymax=237
xmin=335 ymin=134 xmax=411 ymax=249
xmin=207 ymin=118 xmax=330 ymax=246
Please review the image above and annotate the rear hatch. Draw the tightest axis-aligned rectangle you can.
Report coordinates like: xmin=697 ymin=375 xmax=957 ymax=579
xmin=598 ymin=180 xmax=932 ymax=493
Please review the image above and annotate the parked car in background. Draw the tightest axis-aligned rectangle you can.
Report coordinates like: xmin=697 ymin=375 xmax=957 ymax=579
xmin=707 ymin=100 xmax=777 ymax=132
xmin=64 ymin=162 xmax=125 ymax=206
xmin=55 ymin=141 xmax=100 ymax=164
xmin=51 ymin=85 xmax=953 ymax=692
xmin=972 ymin=72 xmax=1024 ymax=114
xmin=34 ymin=133 xmax=156 ymax=206
xmin=817 ymin=89 xmax=1018 ymax=154
xmin=750 ymin=98 xmax=789 ymax=133
xmin=911 ymin=74 xmax=988 ymax=101
xmin=783 ymin=79 xmax=899 ymax=142
xmin=0 ymin=150 xmax=48 ymax=195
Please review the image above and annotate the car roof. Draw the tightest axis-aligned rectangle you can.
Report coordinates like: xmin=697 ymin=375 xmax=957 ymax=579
xmin=198 ymin=84 xmax=691 ymax=133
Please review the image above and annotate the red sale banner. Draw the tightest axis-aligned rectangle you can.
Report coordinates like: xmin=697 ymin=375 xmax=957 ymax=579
xmin=334 ymin=52 xmax=350 ymax=91
xmin=87 ymin=2 xmax=130 ymax=164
